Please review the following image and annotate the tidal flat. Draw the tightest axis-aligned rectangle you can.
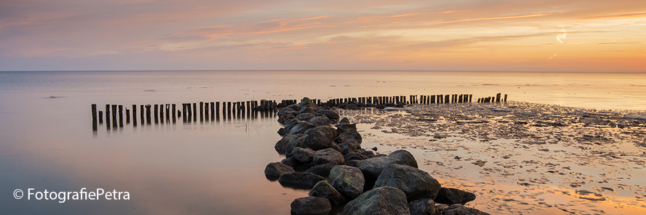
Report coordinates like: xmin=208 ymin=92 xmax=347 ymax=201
xmin=338 ymin=102 xmax=646 ymax=214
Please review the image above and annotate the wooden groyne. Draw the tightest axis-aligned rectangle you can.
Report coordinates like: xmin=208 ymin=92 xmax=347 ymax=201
xmin=91 ymin=93 xmax=508 ymax=132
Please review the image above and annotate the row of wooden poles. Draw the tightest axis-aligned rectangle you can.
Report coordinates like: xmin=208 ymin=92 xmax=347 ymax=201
xmin=91 ymin=93 xmax=508 ymax=131
xmin=91 ymin=100 xmax=280 ymax=131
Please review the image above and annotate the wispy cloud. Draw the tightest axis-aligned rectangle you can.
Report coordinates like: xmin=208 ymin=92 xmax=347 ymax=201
xmin=568 ymin=12 xmax=646 ymax=21
xmin=436 ymin=14 xmax=551 ymax=24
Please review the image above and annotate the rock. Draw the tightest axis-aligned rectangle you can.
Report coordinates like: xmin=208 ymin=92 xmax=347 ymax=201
xmin=337 ymin=123 xmax=357 ymax=133
xmin=285 ymin=134 xmax=308 ymax=157
xmin=315 ymin=110 xmax=340 ymax=122
xmin=376 ymin=105 xmax=385 ymax=109
xmin=309 ymin=181 xmax=346 ymax=206
xmin=340 ymin=139 xmax=361 ymax=154
xmin=314 ymin=148 xmax=345 ymax=165
xmin=299 ymin=106 xmax=315 ymax=114
xmin=434 ymin=188 xmax=476 ymax=205
xmin=305 ymin=162 xmax=337 ymax=177
xmin=374 ymin=164 xmax=441 ymax=200
xmin=328 ymin=165 xmax=365 ymax=199
xmin=356 ymin=150 xmax=419 ymax=180
xmin=274 ymin=133 xmax=293 ymax=154
xmin=372 ymin=147 xmax=378 ymax=151
xmin=278 ymin=172 xmax=325 ymax=189
xmin=442 ymin=204 xmax=489 ymax=215
xmin=303 ymin=129 xmax=334 ymax=150
xmin=296 ymin=113 xmax=316 ymax=121
xmin=338 ymin=117 xmax=350 ymax=124
xmin=291 ymin=196 xmax=331 ymax=215
xmin=293 ymin=147 xmax=316 ymax=162
xmin=335 ymin=132 xmax=363 ymax=145
xmin=283 ymin=119 xmax=301 ymax=134
xmin=299 ymin=97 xmax=316 ymax=110
xmin=281 ymin=157 xmax=302 ymax=168
xmin=343 ymin=186 xmax=410 ymax=215
xmin=309 ymin=116 xmax=331 ymax=126
xmin=264 ymin=162 xmax=295 ymax=179
xmin=409 ymin=198 xmax=436 ymax=215
xmin=290 ymin=121 xmax=316 ymax=134
xmin=331 ymin=144 xmax=342 ymax=152
xmin=278 ymin=113 xmax=296 ymax=124
xmin=344 ymin=160 xmax=359 ymax=167
xmin=306 ymin=126 xmax=337 ymax=140
xmin=361 ymin=149 xmax=375 ymax=158
xmin=345 ymin=152 xmax=368 ymax=161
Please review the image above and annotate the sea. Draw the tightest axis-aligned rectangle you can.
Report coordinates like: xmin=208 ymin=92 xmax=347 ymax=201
xmin=0 ymin=70 xmax=645 ymax=214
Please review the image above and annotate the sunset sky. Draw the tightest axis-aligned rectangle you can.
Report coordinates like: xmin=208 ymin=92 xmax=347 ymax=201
xmin=1 ymin=0 xmax=645 ymax=72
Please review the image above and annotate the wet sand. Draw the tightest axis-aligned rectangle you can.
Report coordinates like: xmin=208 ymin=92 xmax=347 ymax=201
xmin=339 ymin=102 xmax=646 ymax=215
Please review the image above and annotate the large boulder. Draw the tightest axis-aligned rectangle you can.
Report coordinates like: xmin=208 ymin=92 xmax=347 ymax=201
xmin=278 ymin=172 xmax=325 ymax=189
xmin=343 ymin=186 xmax=410 ymax=215
xmin=292 ymin=147 xmax=316 ymax=163
xmin=296 ymin=113 xmax=316 ymax=121
xmin=306 ymin=126 xmax=337 ymax=140
xmin=345 ymin=152 xmax=368 ymax=161
xmin=284 ymin=134 xmax=308 ymax=157
xmin=290 ymin=121 xmax=316 ymax=134
xmin=434 ymin=188 xmax=476 ymax=205
xmin=315 ymin=110 xmax=340 ymax=122
xmin=278 ymin=113 xmax=296 ymax=124
xmin=313 ymin=148 xmax=345 ymax=165
xmin=339 ymin=139 xmax=361 ymax=154
xmin=303 ymin=129 xmax=334 ymax=150
xmin=373 ymin=164 xmax=441 ymax=200
xmin=309 ymin=116 xmax=331 ymax=126
xmin=291 ymin=196 xmax=331 ymax=215
xmin=309 ymin=181 xmax=346 ymax=206
xmin=442 ymin=204 xmax=489 ymax=215
xmin=274 ymin=133 xmax=293 ymax=154
xmin=409 ymin=198 xmax=437 ymax=215
xmin=264 ymin=162 xmax=295 ymax=179
xmin=305 ymin=162 xmax=337 ymax=177
xmin=328 ymin=165 xmax=365 ymax=199
xmin=356 ymin=150 xmax=419 ymax=180
xmin=299 ymin=106 xmax=315 ymax=114
xmin=299 ymin=97 xmax=316 ymax=109
xmin=335 ymin=132 xmax=362 ymax=144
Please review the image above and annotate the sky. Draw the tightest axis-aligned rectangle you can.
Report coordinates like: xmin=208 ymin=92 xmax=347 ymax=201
xmin=0 ymin=0 xmax=645 ymax=72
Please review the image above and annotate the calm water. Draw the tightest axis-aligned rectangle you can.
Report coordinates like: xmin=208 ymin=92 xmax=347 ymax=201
xmin=0 ymin=71 xmax=645 ymax=214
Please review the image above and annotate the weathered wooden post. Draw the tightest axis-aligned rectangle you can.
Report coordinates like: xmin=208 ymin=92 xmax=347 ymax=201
xmin=159 ymin=104 xmax=164 ymax=122
xmin=204 ymin=103 xmax=209 ymax=121
xmin=496 ymin=93 xmax=501 ymax=103
xmin=98 ymin=111 xmax=103 ymax=124
xmin=216 ymin=102 xmax=220 ymax=120
xmin=469 ymin=94 xmax=472 ymax=103
xmin=504 ymin=94 xmax=508 ymax=102
xmin=210 ymin=102 xmax=215 ymax=121
xmin=140 ymin=105 xmax=144 ymax=124
xmin=200 ymin=102 xmax=204 ymax=122
xmin=126 ymin=108 xmax=130 ymax=124
xmin=154 ymin=104 xmax=159 ymax=124
xmin=172 ymin=104 xmax=176 ymax=124
xmin=132 ymin=105 xmax=137 ymax=126
xmin=227 ymin=102 xmax=232 ymax=120
xmin=111 ymin=105 xmax=118 ymax=128
xmin=91 ymin=104 xmax=97 ymax=121
xmin=145 ymin=105 xmax=151 ymax=125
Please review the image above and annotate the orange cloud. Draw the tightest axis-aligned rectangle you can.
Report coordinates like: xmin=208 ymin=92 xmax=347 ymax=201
xmin=436 ymin=14 xmax=551 ymax=24
xmin=568 ymin=12 xmax=646 ymax=21
xmin=441 ymin=10 xmax=457 ymax=14
xmin=390 ymin=13 xmax=420 ymax=18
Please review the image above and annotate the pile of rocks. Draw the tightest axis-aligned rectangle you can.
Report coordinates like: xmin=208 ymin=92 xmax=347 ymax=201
xmin=265 ymin=97 xmax=490 ymax=215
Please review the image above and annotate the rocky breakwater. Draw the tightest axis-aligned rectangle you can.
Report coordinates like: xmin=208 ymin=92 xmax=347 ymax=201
xmin=265 ymin=97 xmax=490 ymax=215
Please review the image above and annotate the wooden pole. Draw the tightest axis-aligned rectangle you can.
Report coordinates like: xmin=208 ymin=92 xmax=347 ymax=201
xmin=126 ymin=109 xmax=130 ymax=124
xmin=504 ymin=94 xmax=508 ymax=102
xmin=112 ymin=105 xmax=118 ymax=128
xmin=145 ymin=105 xmax=151 ymax=125
xmin=496 ymin=93 xmax=501 ymax=103
xmin=154 ymin=104 xmax=159 ymax=124
xmin=105 ymin=104 xmax=110 ymax=128
xmin=132 ymin=105 xmax=137 ymax=126
xmin=159 ymin=104 xmax=164 ymax=122
xmin=98 ymin=111 xmax=103 ymax=124
xmin=210 ymin=102 xmax=215 ymax=121
xmin=200 ymin=102 xmax=204 ymax=122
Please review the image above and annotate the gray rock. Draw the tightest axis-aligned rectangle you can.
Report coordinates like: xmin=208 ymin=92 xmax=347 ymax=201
xmin=303 ymin=130 xmax=334 ymax=150
xmin=278 ymin=113 xmax=296 ymax=124
xmin=315 ymin=109 xmax=340 ymax=122
xmin=285 ymin=134 xmax=308 ymax=157
xmin=305 ymin=162 xmax=337 ymax=177
xmin=264 ymin=162 xmax=295 ymax=179
xmin=335 ymin=132 xmax=362 ymax=145
xmin=434 ymin=188 xmax=476 ymax=205
xmin=360 ymin=149 xmax=375 ymax=158
xmin=328 ymin=165 xmax=365 ymax=199
xmin=345 ymin=152 xmax=368 ymax=161
xmin=314 ymin=148 xmax=345 ymax=165
xmin=340 ymin=139 xmax=361 ymax=154
xmin=290 ymin=121 xmax=316 ymax=134
xmin=291 ymin=196 xmax=331 ymax=215
xmin=274 ymin=133 xmax=293 ymax=154
xmin=356 ymin=150 xmax=419 ymax=180
xmin=344 ymin=160 xmax=359 ymax=167
xmin=278 ymin=172 xmax=325 ymax=189
xmin=299 ymin=106 xmax=316 ymax=114
xmin=338 ymin=117 xmax=350 ymax=124
xmin=309 ymin=181 xmax=346 ymax=206
xmin=442 ymin=204 xmax=489 ymax=215
xmin=309 ymin=116 xmax=331 ymax=126
xmin=330 ymin=144 xmax=342 ymax=152
xmin=409 ymin=198 xmax=436 ymax=215
xmin=299 ymin=97 xmax=316 ymax=110
xmin=293 ymin=147 xmax=316 ymax=162
xmin=296 ymin=113 xmax=316 ymax=121
xmin=281 ymin=157 xmax=302 ymax=168
xmin=374 ymin=164 xmax=441 ymax=200
xmin=306 ymin=126 xmax=337 ymax=140
xmin=343 ymin=186 xmax=410 ymax=215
